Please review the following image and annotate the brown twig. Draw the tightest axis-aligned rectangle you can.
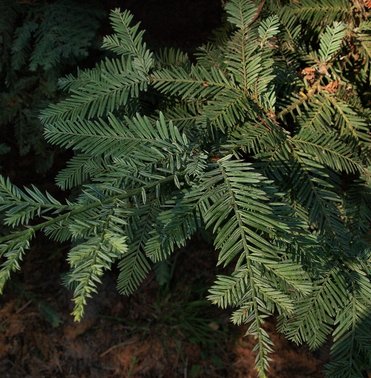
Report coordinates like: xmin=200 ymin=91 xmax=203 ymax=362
xmin=248 ymin=0 xmax=266 ymax=28
xmin=15 ymin=299 xmax=33 ymax=314
xmin=100 ymin=337 xmax=139 ymax=357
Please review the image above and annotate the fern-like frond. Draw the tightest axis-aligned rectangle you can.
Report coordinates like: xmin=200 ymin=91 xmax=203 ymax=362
xmin=225 ymin=27 xmax=259 ymax=93
xmin=200 ymin=156 xmax=311 ymax=376
xmin=117 ymin=202 xmax=161 ymax=295
xmin=44 ymin=113 xmax=189 ymax=166
xmin=0 ymin=229 xmax=34 ymax=293
xmin=117 ymin=247 xmax=150 ymax=295
xmin=296 ymin=93 xmax=334 ymax=133
xmin=326 ymin=95 xmax=370 ymax=144
xmin=292 ymin=130 xmax=363 ymax=174
xmin=41 ymin=56 xmax=148 ymax=123
xmin=102 ymin=9 xmax=153 ymax=73
xmin=209 ymin=266 xmax=275 ymax=377
xmin=258 ymin=15 xmax=280 ymax=47
xmin=317 ymin=22 xmax=347 ymax=63
xmin=0 ymin=176 xmax=64 ymax=227
xmin=343 ymin=178 xmax=371 ymax=239
xmin=280 ymin=0 xmax=351 ymax=30
xmin=225 ymin=119 xmax=288 ymax=158
xmin=253 ymin=50 xmax=276 ymax=112
xmin=224 ymin=0 xmax=258 ymax=30
xmin=8 ymin=1 xmax=103 ymax=72
xmin=208 ymin=269 xmax=249 ymax=309
xmin=152 ymin=65 xmax=234 ymax=100
xmin=325 ymin=273 xmax=371 ymax=378
xmin=279 ymin=267 xmax=348 ymax=350
xmin=66 ymin=217 xmax=127 ymax=321
xmin=11 ymin=21 xmax=38 ymax=71
xmin=195 ymin=42 xmax=227 ymax=71
xmin=55 ymin=154 xmax=108 ymax=190
xmin=144 ymin=191 xmax=201 ymax=262
xmin=199 ymin=89 xmax=249 ymax=132
xmin=200 ymin=158 xmax=289 ymax=267
xmin=154 ymin=47 xmax=190 ymax=69
xmin=278 ymin=91 xmax=313 ymax=120
xmin=66 ymin=207 xmax=112 ymax=240
xmin=160 ymin=102 xmax=201 ymax=132
xmin=289 ymin=161 xmax=350 ymax=245
xmin=356 ymin=21 xmax=371 ymax=81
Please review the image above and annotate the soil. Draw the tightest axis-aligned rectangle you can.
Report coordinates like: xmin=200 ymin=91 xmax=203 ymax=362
xmin=0 ymin=238 xmax=327 ymax=377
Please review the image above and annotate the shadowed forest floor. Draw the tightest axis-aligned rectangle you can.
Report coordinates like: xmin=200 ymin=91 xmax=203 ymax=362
xmin=0 ymin=239 xmax=327 ymax=377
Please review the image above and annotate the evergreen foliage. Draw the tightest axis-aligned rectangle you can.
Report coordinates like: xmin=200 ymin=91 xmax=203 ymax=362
xmin=0 ymin=0 xmax=104 ymax=170
xmin=0 ymin=1 xmax=370 ymax=376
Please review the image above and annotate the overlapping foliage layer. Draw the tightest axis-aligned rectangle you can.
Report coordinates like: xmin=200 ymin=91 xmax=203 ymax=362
xmin=0 ymin=1 xmax=370 ymax=377
xmin=0 ymin=0 xmax=104 ymax=170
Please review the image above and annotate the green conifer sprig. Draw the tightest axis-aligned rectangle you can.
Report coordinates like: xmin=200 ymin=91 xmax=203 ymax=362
xmin=0 ymin=1 xmax=370 ymax=377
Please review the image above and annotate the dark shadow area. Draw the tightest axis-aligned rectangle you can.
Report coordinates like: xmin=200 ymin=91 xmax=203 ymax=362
xmin=108 ymin=0 xmax=222 ymax=49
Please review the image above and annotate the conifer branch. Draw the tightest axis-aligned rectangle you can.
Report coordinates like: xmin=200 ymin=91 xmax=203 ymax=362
xmin=0 ymin=174 xmax=180 ymax=245
xmin=1 ymin=3 xmax=370 ymax=376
